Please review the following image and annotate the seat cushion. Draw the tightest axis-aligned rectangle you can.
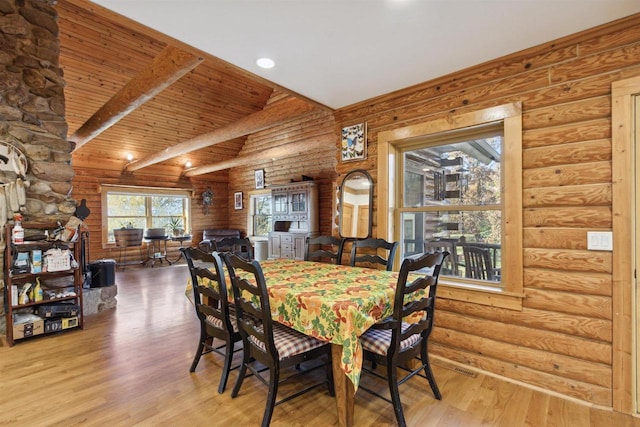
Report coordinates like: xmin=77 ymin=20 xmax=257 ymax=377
xmin=360 ymin=322 xmax=421 ymax=356
xmin=249 ymin=322 xmax=327 ymax=359
xmin=205 ymin=306 xmax=238 ymax=333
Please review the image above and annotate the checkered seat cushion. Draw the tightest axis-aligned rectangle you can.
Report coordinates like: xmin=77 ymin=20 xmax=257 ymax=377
xmin=250 ymin=322 xmax=327 ymax=359
xmin=205 ymin=306 xmax=239 ymax=333
xmin=360 ymin=322 xmax=421 ymax=356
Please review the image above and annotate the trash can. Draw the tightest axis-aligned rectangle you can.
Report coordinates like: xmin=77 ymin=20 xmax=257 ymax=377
xmin=254 ymin=240 xmax=268 ymax=261
xmin=89 ymin=259 xmax=116 ymax=287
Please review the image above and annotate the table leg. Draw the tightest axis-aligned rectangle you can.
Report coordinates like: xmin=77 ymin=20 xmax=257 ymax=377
xmin=332 ymin=344 xmax=354 ymax=427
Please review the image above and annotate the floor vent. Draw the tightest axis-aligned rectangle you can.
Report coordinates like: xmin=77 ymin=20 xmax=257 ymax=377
xmin=453 ymin=366 xmax=478 ymax=378
xmin=433 ymin=359 xmax=479 ymax=378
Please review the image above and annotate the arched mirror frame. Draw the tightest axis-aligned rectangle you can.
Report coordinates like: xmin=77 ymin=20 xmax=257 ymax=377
xmin=338 ymin=169 xmax=373 ymax=239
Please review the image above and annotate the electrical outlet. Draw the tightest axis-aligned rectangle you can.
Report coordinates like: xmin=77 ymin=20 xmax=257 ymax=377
xmin=587 ymin=231 xmax=613 ymax=251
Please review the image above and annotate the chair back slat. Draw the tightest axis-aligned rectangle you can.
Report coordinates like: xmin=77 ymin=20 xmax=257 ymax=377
xmin=350 ymin=237 xmax=399 ymax=271
xmin=462 ymin=245 xmax=494 ymax=280
xmin=182 ymin=247 xmax=234 ymax=334
xmin=424 ymin=240 xmax=458 ymax=275
xmin=305 ymin=235 xmax=345 ymax=265
xmin=224 ymin=253 xmax=277 ymax=360
xmin=214 ymin=237 xmax=254 ymax=260
xmin=391 ymin=251 xmax=448 ymax=352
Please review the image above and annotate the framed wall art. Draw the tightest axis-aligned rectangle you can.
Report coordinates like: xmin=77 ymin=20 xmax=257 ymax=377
xmin=255 ymin=169 xmax=265 ymax=189
xmin=234 ymin=192 xmax=243 ymax=210
xmin=341 ymin=122 xmax=367 ymax=162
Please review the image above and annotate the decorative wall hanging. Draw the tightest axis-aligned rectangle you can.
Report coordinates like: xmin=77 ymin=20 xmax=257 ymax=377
xmin=341 ymin=122 xmax=367 ymax=162
xmin=255 ymin=169 xmax=265 ymax=189
xmin=201 ymin=187 xmax=213 ymax=215
xmin=234 ymin=192 xmax=243 ymax=210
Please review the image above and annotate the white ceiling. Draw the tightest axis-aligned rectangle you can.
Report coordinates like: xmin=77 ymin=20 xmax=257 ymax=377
xmin=92 ymin=0 xmax=640 ymax=110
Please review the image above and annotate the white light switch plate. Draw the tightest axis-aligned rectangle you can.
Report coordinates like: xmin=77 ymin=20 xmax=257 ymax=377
xmin=587 ymin=231 xmax=613 ymax=251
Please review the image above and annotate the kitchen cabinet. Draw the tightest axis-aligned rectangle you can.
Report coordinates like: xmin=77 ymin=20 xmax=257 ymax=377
xmin=268 ymin=181 xmax=318 ymax=260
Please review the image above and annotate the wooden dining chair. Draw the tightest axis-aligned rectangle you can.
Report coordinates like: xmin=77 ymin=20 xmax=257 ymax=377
xmin=350 ymin=237 xmax=399 ymax=271
xmin=213 ymin=237 xmax=254 ymax=260
xmin=359 ymin=250 xmax=449 ymax=427
xmin=223 ymin=253 xmax=334 ymax=427
xmin=182 ymin=247 xmax=242 ymax=394
xmin=304 ymin=235 xmax=345 ymax=264
xmin=462 ymin=244 xmax=497 ymax=281
xmin=424 ymin=240 xmax=458 ymax=275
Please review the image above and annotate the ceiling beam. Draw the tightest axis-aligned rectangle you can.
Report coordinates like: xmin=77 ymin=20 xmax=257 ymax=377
xmin=70 ymin=45 xmax=204 ymax=150
xmin=124 ymin=97 xmax=316 ymax=172
xmin=184 ymin=134 xmax=335 ymax=176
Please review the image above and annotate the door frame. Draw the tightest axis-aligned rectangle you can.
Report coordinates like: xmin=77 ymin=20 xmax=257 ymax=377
xmin=611 ymin=75 xmax=640 ymax=414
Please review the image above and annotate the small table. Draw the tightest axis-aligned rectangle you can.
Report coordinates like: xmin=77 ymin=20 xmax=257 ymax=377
xmin=167 ymin=235 xmax=191 ymax=263
xmin=144 ymin=236 xmax=170 ymax=267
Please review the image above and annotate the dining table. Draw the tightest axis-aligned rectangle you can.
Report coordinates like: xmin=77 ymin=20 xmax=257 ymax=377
xmin=185 ymin=258 xmax=420 ymax=427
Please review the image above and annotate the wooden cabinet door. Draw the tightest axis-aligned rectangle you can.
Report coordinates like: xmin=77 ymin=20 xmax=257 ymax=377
xmin=293 ymin=234 xmax=306 ymax=260
xmin=273 ymin=193 xmax=288 ymax=215
xmin=268 ymin=234 xmax=281 ymax=258
xmin=290 ymin=191 xmax=307 ymax=213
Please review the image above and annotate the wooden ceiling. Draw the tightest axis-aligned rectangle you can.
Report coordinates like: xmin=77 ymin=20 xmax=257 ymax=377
xmin=57 ymin=0 xmax=321 ymax=179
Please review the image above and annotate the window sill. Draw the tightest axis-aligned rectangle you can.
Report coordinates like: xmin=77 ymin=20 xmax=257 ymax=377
xmin=438 ymin=279 xmax=524 ymax=311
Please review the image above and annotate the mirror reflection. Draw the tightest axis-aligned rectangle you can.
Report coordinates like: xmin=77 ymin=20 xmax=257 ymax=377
xmin=339 ymin=170 xmax=373 ymax=238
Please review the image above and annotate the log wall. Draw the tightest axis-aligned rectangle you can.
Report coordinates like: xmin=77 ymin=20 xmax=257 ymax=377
xmin=227 ymin=91 xmax=338 ymax=235
xmin=71 ymin=163 xmax=229 ymax=263
xmin=333 ymin=14 xmax=640 ymax=407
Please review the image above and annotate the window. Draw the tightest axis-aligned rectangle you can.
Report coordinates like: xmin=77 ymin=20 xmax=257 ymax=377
xmin=102 ymin=186 xmax=191 ymax=243
xmin=399 ymin=126 xmax=502 ymax=282
xmin=378 ymin=103 xmax=523 ymax=309
xmin=248 ymin=191 xmax=272 ymax=238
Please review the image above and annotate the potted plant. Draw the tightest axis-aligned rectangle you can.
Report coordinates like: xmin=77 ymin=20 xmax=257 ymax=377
xmin=166 ymin=217 xmax=184 ymax=237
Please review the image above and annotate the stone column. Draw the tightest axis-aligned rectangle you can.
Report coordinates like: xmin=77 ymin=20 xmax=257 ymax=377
xmin=0 ymin=0 xmax=76 ymax=336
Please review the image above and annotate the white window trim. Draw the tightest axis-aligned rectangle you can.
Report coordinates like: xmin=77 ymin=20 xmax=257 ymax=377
xmin=101 ymin=185 xmax=192 ymax=248
xmin=377 ymin=103 xmax=523 ymax=310
xmin=247 ymin=189 xmax=272 ymax=241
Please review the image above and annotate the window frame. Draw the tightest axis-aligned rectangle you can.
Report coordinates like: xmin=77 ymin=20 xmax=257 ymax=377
xmin=247 ymin=189 xmax=272 ymax=239
xmin=101 ymin=185 xmax=192 ymax=247
xmin=377 ymin=103 xmax=523 ymax=310
xmin=397 ymin=124 xmax=503 ymax=282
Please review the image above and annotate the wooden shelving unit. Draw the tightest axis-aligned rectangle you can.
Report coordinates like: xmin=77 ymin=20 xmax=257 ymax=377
xmin=3 ymin=222 xmax=85 ymax=346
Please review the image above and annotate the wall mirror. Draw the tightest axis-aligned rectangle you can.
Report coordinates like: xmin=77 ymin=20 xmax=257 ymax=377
xmin=339 ymin=169 xmax=373 ymax=238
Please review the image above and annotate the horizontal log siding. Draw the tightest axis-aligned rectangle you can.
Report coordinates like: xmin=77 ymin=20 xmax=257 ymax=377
xmin=227 ymin=92 xmax=338 ymax=236
xmin=334 ymin=14 xmax=640 ymax=406
xmin=72 ymin=166 xmax=228 ymax=263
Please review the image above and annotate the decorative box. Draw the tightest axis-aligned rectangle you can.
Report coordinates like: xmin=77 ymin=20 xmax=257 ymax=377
xmin=44 ymin=318 xmax=63 ymax=333
xmin=44 ymin=248 xmax=71 ymax=272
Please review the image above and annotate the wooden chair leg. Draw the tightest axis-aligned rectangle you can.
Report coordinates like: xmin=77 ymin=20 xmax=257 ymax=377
xmin=261 ymin=366 xmax=279 ymax=427
xmin=387 ymin=362 xmax=406 ymax=427
xmin=231 ymin=352 xmax=250 ymax=398
xmin=189 ymin=336 xmax=205 ymax=372
xmin=218 ymin=338 xmax=234 ymax=394
xmin=421 ymin=343 xmax=441 ymax=400
xmin=189 ymin=331 xmax=207 ymax=372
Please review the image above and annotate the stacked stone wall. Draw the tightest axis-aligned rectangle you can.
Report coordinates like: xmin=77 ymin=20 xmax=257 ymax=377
xmin=0 ymin=0 xmax=76 ymax=337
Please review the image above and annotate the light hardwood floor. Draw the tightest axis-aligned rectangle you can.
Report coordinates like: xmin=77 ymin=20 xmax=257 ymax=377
xmin=1 ymin=263 xmax=638 ymax=426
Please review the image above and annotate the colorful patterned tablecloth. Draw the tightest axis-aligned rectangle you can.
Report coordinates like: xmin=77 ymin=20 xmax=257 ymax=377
xmin=186 ymin=258 xmax=407 ymax=391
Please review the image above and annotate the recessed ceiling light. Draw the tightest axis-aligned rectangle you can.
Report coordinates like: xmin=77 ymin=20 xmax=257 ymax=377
xmin=256 ymin=57 xmax=275 ymax=69
xmin=126 ymin=153 xmax=133 ymax=161
xmin=185 ymin=161 xmax=192 ymax=168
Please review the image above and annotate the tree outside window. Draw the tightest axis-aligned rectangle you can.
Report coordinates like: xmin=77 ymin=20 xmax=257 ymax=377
xmin=400 ymin=129 xmax=502 ymax=282
xmin=105 ymin=190 xmax=190 ymax=242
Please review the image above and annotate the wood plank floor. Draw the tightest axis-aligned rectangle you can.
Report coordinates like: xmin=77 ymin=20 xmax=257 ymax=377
xmin=1 ymin=263 xmax=639 ymax=426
